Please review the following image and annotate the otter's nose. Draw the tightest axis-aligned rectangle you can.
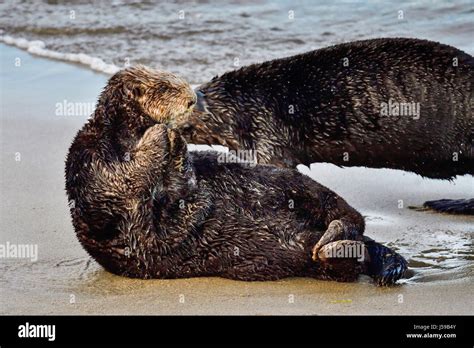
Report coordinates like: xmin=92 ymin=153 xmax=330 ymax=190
xmin=181 ymin=123 xmax=194 ymax=132
xmin=194 ymin=90 xmax=208 ymax=113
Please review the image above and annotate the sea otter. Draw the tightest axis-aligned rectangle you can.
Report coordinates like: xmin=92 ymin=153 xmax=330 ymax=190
xmin=171 ymin=38 xmax=474 ymax=214
xmin=65 ymin=66 xmax=407 ymax=285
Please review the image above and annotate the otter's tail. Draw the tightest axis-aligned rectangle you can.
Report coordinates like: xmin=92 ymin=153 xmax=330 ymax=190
xmin=363 ymin=237 xmax=408 ymax=286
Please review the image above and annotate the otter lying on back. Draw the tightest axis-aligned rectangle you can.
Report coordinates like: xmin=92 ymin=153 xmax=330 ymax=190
xmin=65 ymin=66 xmax=407 ymax=285
xmin=172 ymin=38 xmax=474 ymax=214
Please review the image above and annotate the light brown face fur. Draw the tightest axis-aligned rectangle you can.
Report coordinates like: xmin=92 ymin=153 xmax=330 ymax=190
xmin=118 ymin=65 xmax=197 ymax=123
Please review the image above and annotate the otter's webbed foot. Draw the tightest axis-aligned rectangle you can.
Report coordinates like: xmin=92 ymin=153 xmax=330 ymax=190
xmin=363 ymin=237 xmax=407 ymax=286
xmin=316 ymin=238 xmax=408 ymax=286
xmin=422 ymin=198 xmax=474 ymax=215
xmin=312 ymin=219 xmax=362 ymax=261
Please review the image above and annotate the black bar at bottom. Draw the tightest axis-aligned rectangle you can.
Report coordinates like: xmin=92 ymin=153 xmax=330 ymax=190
xmin=0 ymin=315 xmax=472 ymax=346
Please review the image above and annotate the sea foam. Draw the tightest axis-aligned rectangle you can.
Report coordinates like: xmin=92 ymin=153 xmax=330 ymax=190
xmin=0 ymin=35 xmax=120 ymax=75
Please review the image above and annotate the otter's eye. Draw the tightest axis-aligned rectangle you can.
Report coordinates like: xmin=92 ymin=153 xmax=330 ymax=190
xmin=133 ymin=86 xmax=145 ymax=98
xmin=187 ymin=99 xmax=196 ymax=108
xmin=124 ymin=83 xmax=144 ymax=99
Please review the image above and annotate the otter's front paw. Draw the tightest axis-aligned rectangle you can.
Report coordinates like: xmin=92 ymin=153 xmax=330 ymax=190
xmin=167 ymin=128 xmax=188 ymax=172
xmin=136 ymin=124 xmax=170 ymax=156
xmin=140 ymin=124 xmax=168 ymax=145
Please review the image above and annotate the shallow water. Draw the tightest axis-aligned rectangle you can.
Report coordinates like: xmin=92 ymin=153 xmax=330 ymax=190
xmin=298 ymin=164 xmax=474 ymax=286
xmin=1 ymin=0 xmax=473 ymax=82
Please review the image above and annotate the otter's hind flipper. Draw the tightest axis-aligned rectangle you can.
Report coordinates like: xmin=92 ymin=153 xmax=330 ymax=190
xmin=316 ymin=240 xmax=367 ymax=282
xmin=422 ymin=198 xmax=474 ymax=215
xmin=363 ymin=237 xmax=407 ymax=286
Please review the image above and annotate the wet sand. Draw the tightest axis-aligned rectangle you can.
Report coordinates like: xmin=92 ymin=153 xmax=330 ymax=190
xmin=1 ymin=44 xmax=473 ymax=315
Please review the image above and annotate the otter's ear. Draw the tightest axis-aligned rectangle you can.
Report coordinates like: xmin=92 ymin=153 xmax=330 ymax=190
xmin=123 ymin=83 xmax=145 ymax=99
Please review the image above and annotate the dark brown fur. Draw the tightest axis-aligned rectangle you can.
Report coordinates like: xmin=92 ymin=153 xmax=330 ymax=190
xmin=65 ymin=66 xmax=407 ymax=284
xmin=172 ymin=38 xmax=474 ymax=214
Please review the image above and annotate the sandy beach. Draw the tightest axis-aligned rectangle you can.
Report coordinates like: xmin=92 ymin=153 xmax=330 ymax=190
xmin=0 ymin=44 xmax=473 ymax=315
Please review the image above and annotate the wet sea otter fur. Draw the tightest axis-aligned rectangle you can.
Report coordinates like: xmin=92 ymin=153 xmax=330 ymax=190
xmin=173 ymin=38 xmax=474 ymax=214
xmin=65 ymin=66 xmax=407 ymax=285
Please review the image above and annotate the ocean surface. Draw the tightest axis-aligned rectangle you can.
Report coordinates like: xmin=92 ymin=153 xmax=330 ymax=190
xmin=0 ymin=1 xmax=473 ymax=314
xmin=1 ymin=0 xmax=473 ymax=84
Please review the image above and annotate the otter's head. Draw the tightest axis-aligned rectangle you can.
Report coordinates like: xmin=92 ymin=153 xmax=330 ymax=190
xmin=105 ymin=65 xmax=197 ymax=124
xmin=168 ymin=88 xmax=245 ymax=151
